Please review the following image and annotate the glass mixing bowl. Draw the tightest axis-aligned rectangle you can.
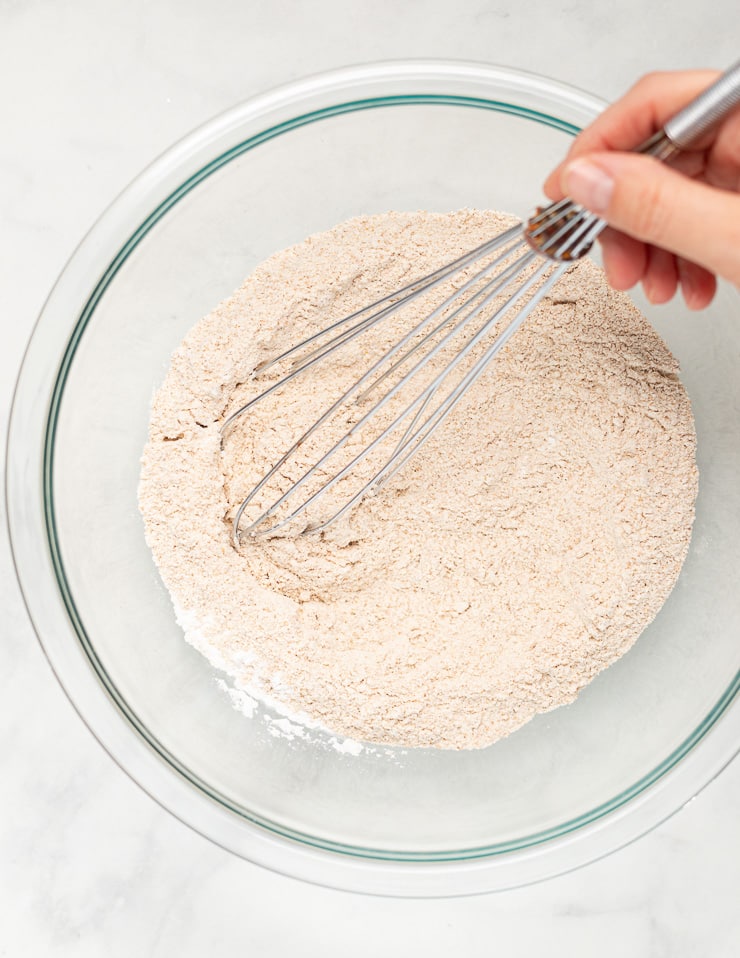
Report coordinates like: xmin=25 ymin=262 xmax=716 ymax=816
xmin=7 ymin=61 xmax=740 ymax=896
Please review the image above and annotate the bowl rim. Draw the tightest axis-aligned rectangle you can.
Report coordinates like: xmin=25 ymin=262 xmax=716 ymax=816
xmin=6 ymin=58 xmax=739 ymax=896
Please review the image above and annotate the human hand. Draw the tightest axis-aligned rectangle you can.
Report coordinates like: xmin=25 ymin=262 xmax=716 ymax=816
xmin=544 ymin=70 xmax=740 ymax=309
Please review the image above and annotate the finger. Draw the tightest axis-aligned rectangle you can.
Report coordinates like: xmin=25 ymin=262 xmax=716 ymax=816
xmin=574 ymin=70 xmax=719 ymax=154
xmin=676 ymin=258 xmax=717 ymax=310
xmin=599 ymin=228 xmax=647 ymax=290
xmin=596 ymin=226 xmax=716 ymax=309
xmin=706 ymin=108 xmax=740 ymax=190
xmin=544 ymin=147 xmax=704 ymax=201
xmin=543 ymin=70 xmax=719 ymax=200
xmin=642 ymin=245 xmax=679 ymax=304
xmin=560 ymin=152 xmax=740 ymax=285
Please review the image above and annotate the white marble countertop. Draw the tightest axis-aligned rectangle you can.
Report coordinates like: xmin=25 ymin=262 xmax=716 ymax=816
xmin=1 ymin=2 xmax=738 ymax=954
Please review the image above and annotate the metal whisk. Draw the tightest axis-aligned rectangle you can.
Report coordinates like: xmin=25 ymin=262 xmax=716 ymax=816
xmin=224 ymin=61 xmax=740 ymax=544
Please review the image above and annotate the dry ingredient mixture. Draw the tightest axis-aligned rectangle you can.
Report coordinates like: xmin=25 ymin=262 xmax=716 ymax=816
xmin=139 ymin=209 xmax=698 ymax=750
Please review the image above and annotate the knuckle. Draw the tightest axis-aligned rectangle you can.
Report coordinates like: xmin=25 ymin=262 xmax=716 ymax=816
xmin=643 ymin=70 xmax=667 ymax=86
xmin=568 ymin=130 xmax=594 ymax=158
xmin=632 ymin=70 xmax=668 ymax=95
xmin=571 ymin=130 xmax=587 ymax=150
xmin=628 ymin=73 xmax=653 ymax=98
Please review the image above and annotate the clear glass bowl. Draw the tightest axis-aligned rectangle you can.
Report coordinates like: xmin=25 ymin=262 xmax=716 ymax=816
xmin=7 ymin=61 xmax=739 ymax=896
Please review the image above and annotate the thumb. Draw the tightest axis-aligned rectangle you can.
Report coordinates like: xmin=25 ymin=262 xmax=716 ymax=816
xmin=561 ymin=153 xmax=740 ymax=285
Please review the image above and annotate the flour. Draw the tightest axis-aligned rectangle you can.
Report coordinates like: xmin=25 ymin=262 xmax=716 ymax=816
xmin=138 ymin=209 xmax=698 ymax=750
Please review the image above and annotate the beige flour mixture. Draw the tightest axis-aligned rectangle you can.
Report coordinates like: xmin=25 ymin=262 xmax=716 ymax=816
xmin=139 ymin=209 xmax=697 ymax=749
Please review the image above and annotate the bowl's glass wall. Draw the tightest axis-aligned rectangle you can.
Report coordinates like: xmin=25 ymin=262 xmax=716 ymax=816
xmin=49 ymin=98 xmax=740 ymax=857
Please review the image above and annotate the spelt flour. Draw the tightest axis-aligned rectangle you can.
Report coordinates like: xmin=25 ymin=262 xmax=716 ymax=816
xmin=138 ymin=209 xmax=697 ymax=750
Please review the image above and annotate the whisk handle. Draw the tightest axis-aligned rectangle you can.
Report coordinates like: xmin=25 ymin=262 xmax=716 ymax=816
xmin=641 ymin=59 xmax=740 ymax=158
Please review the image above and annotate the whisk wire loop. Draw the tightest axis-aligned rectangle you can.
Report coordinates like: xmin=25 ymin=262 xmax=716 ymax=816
xmin=231 ymin=240 xmax=566 ymax=540
xmin=229 ymin=229 xmax=526 ymax=536
xmin=234 ymin=248 xmax=536 ymax=537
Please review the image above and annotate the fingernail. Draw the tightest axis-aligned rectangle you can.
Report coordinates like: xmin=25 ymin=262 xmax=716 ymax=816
xmin=563 ymin=159 xmax=614 ymax=214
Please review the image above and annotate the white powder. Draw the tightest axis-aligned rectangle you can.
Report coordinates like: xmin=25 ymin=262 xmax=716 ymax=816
xmin=215 ymin=679 xmax=258 ymax=719
xmin=139 ymin=209 xmax=697 ymax=750
xmin=214 ymin=678 xmax=380 ymax=756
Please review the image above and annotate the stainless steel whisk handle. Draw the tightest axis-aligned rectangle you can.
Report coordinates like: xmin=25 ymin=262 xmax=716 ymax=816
xmin=664 ymin=58 xmax=740 ymax=148
xmin=641 ymin=58 xmax=740 ymax=159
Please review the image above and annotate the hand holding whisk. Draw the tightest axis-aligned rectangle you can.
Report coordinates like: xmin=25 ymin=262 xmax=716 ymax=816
xmin=223 ymin=60 xmax=740 ymax=545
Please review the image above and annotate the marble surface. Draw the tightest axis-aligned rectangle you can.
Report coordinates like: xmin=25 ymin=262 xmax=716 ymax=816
xmin=1 ymin=1 xmax=738 ymax=954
